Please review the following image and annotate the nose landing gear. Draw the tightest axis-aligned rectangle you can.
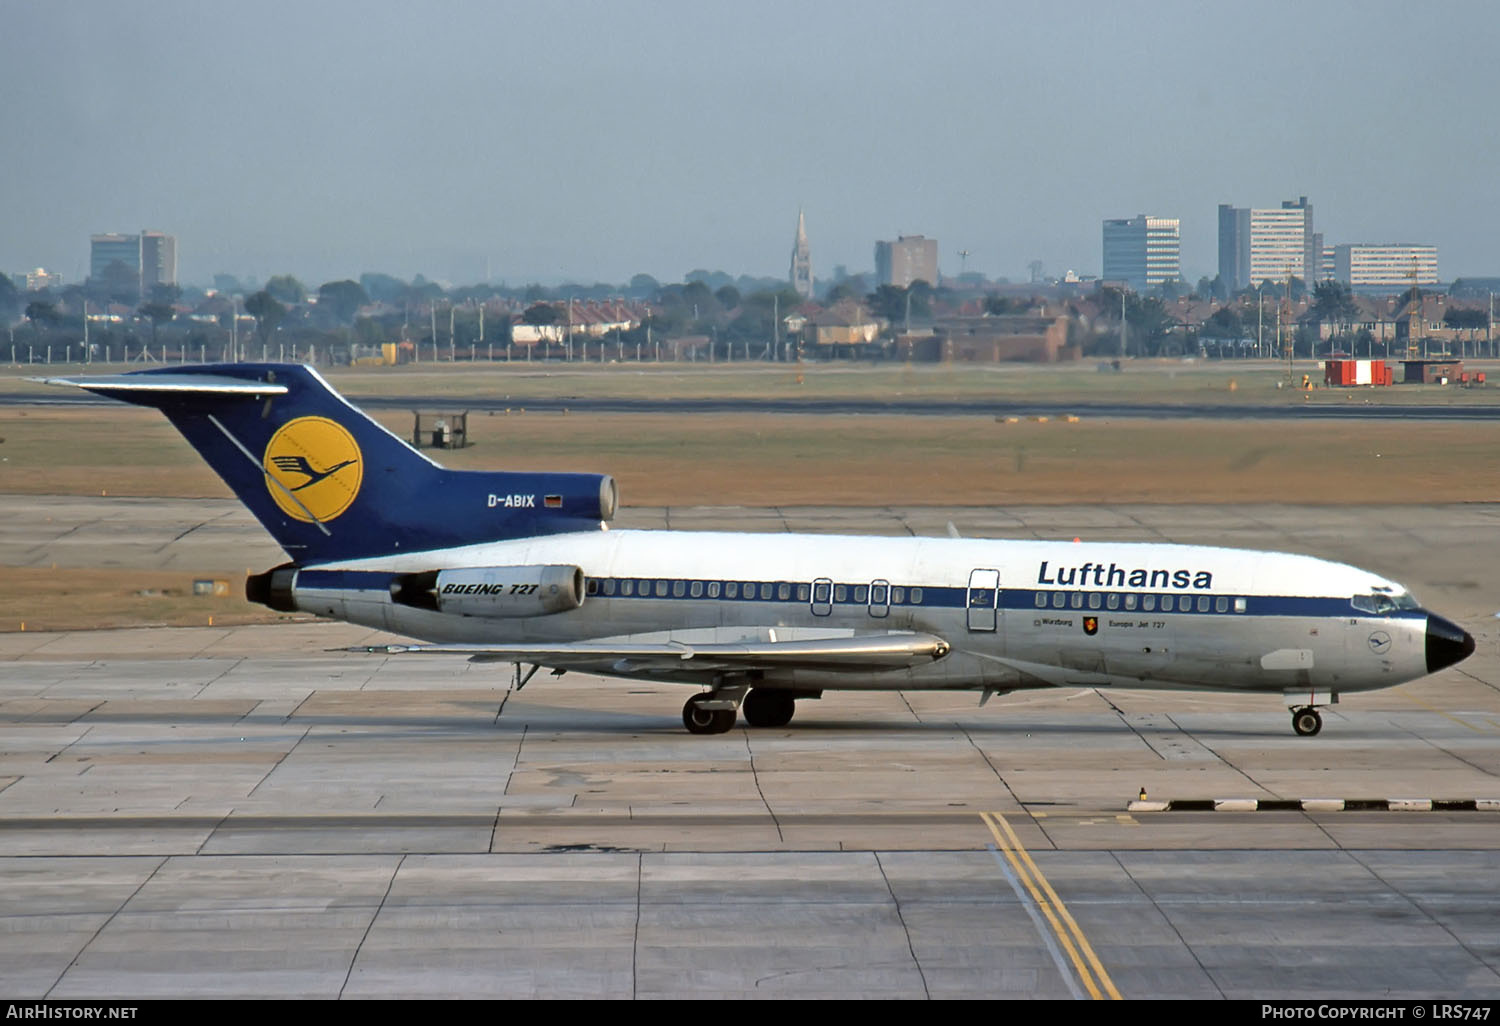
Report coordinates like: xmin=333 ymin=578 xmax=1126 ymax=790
xmin=1285 ymin=688 xmax=1335 ymax=737
xmin=1291 ymin=707 xmax=1323 ymax=737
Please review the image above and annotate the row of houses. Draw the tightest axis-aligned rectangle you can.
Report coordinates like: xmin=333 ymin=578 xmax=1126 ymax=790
xmin=1181 ymin=293 xmax=1493 ymax=349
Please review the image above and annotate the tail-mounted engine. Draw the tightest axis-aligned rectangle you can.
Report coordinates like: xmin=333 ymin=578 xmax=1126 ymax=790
xmin=245 ymin=563 xmax=299 ymax=612
xmin=390 ymin=565 xmax=585 ymax=618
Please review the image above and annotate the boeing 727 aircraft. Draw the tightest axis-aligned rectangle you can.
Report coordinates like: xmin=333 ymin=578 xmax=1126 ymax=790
xmin=43 ymin=363 xmax=1474 ymax=736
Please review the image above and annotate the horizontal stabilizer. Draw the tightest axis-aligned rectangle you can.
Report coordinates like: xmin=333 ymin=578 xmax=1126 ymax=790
xmin=34 ymin=373 xmax=289 ymax=398
xmin=349 ymin=631 xmax=950 ymax=674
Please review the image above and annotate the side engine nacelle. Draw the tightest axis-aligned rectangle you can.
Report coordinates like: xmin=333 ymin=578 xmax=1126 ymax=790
xmin=390 ymin=565 xmax=585 ymax=618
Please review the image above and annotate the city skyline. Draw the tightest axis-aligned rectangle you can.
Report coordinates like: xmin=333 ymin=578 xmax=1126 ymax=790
xmin=2 ymin=0 xmax=1497 ymax=287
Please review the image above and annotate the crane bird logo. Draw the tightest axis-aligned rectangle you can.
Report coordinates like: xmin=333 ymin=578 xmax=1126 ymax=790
xmin=262 ymin=417 xmax=363 ymax=522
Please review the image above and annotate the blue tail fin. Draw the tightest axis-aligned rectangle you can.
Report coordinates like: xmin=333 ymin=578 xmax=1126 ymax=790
xmin=53 ymin=364 xmax=616 ymax=564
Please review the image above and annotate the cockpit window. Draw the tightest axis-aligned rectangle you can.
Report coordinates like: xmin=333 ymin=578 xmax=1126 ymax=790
xmin=1352 ymin=591 xmax=1419 ymax=614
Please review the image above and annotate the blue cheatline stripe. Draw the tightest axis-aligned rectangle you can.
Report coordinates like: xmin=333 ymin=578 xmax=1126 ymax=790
xmin=298 ymin=569 xmax=399 ymax=590
xmin=293 ymin=569 xmax=1427 ymax=623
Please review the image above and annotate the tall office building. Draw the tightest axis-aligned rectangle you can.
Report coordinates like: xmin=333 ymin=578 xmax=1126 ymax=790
xmin=90 ymin=233 xmax=141 ymax=286
xmin=140 ymin=231 xmax=178 ymax=293
xmin=1218 ymin=204 xmax=1250 ymax=290
xmin=1280 ymin=196 xmax=1316 ymax=283
xmin=1332 ymin=244 xmax=1438 ymax=289
xmin=1249 ymin=206 xmax=1308 ymax=285
xmin=89 ymin=230 xmax=177 ymax=297
xmin=789 ymin=209 xmax=813 ymax=299
xmin=1101 ymin=215 xmax=1180 ymax=293
xmin=1219 ymin=197 xmax=1314 ymax=289
xmin=875 ymin=235 xmax=938 ymax=289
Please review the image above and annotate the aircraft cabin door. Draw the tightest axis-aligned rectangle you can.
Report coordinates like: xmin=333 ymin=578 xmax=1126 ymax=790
xmin=811 ymin=578 xmax=833 ymax=617
xmin=967 ymin=568 xmax=1000 ymax=632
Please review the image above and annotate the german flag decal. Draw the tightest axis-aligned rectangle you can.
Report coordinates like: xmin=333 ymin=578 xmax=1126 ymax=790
xmin=1083 ymin=616 xmax=1099 ymax=636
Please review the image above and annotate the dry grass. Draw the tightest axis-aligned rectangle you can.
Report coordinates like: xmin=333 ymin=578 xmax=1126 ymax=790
xmin=4 ymin=405 xmax=1499 ymax=506
xmin=0 ymin=567 xmax=281 ymax=633
xmin=5 ymin=388 xmax=1500 ymax=631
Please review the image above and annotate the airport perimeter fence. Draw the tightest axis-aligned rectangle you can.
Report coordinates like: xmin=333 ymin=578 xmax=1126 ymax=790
xmin=3 ymin=337 xmax=814 ymax=369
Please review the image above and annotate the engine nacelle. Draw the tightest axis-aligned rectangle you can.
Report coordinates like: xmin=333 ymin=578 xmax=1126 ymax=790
xmin=391 ymin=565 xmax=585 ymax=618
xmin=246 ymin=563 xmax=299 ymax=612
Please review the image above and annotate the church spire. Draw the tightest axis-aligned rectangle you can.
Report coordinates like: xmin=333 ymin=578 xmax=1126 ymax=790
xmin=789 ymin=208 xmax=813 ymax=299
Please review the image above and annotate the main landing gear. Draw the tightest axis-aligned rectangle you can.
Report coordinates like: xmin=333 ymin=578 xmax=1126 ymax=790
xmin=1291 ymin=707 xmax=1323 ymax=737
xmin=741 ymin=688 xmax=796 ymax=728
xmin=682 ymin=693 xmax=738 ymax=735
xmin=682 ymin=687 xmax=806 ymax=734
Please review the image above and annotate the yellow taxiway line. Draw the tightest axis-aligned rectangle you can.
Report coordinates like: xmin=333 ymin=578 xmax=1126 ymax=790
xmin=980 ymin=811 xmax=1122 ymax=1000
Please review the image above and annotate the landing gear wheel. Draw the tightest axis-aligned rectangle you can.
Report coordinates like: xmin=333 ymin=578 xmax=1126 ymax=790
xmin=683 ymin=695 xmax=737 ymax=735
xmin=1291 ymin=707 xmax=1323 ymax=737
xmin=742 ymin=688 xmax=796 ymax=728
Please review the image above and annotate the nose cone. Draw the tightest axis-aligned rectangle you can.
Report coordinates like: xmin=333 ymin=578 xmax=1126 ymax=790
xmin=1426 ymin=614 xmax=1476 ymax=674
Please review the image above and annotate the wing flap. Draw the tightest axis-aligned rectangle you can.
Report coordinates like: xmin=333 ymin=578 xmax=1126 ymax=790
xmin=351 ymin=632 xmax=950 ymax=674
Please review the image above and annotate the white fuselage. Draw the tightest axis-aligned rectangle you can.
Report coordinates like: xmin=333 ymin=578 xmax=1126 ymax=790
xmin=291 ymin=530 xmax=1433 ymax=699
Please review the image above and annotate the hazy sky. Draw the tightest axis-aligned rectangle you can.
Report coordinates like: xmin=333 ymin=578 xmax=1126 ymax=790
xmin=3 ymin=0 xmax=1496 ymax=288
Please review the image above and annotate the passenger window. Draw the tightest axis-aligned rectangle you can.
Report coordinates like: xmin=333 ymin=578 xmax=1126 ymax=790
xmin=854 ymin=585 xmax=868 ymax=603
xmin=1196 ymin=596 xmax=1209 ymax=612
xmin=690 ymin=581 xmax=703 ymax=598
xmin=1234 ymin=597 xmax=1247 ymax=613
xmin=834 ymin=585 xmax=847 ymax=602
xmin=708 ymin=581 xmax=721 ymax=598
xmin=1036 ymin=592 xmax=1047 ymax=608
xmin=1052 ymin=592 xmax=1065 ymax=608
xmin=1107 ymin=593 xmax=1119 ymax=610
xmin=586 ymin=579 xmax=599 ymax=596
xmin=892 ymin=586 xmax=905 ymax=604
xmin=797 ymin=584 xmax=809 ymax=602
xmin=672 ymin=580 xmax=685 ymax=598
xmin=910 ymin=588 xmax=923 ymax=604
xmin=621 ymin=580 xmax=635 ymax=596
xmin=1215 ymin=596 xmax=1227 ymax=613
xmin=1124 ymin=593 xmax=1137 ymax=610
xmin=777 ymin=583 xmax=790 ymax=601
xmin=1143 ymin=594 xmax=1155 ymax=611
xmin=812 ymin=581 xmax=829 ymax=603
xmin=638 ymin=580 xmax=650 ymax=595
xmin=1088 ymin=593 xmax=1101 ymax=609
xmin=603 ymin=579 xmax=617 ymax=596
xmin=655 ymin=580 xmax=668 ymax=597
xmin=726 ymin=582 xmax=738 ymax=598
xmin=871 ymin=583 xmax=888 ymax=604
xmin=1069 ymin=593 xmax=1082 ymax=609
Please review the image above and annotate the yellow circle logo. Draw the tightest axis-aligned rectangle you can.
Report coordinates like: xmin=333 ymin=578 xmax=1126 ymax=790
xmin=263 ymin=416 xmax=363 ymax=522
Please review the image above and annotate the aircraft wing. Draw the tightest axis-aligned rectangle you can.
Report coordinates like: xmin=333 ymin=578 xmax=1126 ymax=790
xmin=350 ymin=631 xmax=950 ymax=675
